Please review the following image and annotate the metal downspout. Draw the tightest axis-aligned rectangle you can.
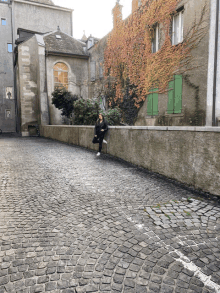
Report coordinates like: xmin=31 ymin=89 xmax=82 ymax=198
xmin=212 ymin=0 xmax=219 ymax=126
xmin=44 ymin=52 xmax=50 ymax=125
xmin=71 ymin=11 xmax=73 ymax=37
xmin=10 ymin=0 xmax=17 ymax=132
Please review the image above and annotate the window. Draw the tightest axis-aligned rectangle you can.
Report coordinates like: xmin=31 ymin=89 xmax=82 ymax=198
xmin=152 ymin=24 xmax=159 ymax=53
xmin=1 ymin=0 xmax=8 ymax=2
xmin=171 ymin=9 xmax=184 ymax=45
xmin=147 ymin=88 xmax=159 ymax=116
xmin=5 ymin=110 xmax=11 ymax=119
xmin=6 ymin=87 xmax=13 ymax=99
xmin=1 ymin=18 xmax=6 ymax=25
xmin=167 ymin=75 xmax=182 ymax=114
xmin=90 ymin=61 xmax=96 ymax=81
xmin=99 ymin=65 xmax=103 ymax=79
xmin=53 ymin=62 xmax=68 ymax=89
xmin=87 ymin=38 xmax=93 ymax=49
xmin=7 ymin=43 xmax=12 ymax=53
xmin=99 ymin=58 xmax=103 ymax=79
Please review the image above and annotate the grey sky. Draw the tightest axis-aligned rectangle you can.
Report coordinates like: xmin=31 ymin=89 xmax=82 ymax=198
xmin=52 ymin=0 xmax=131 ymax=39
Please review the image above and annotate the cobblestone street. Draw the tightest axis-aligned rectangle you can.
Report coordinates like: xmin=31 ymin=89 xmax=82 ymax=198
xmin=0 ymin=137 xmax=220 ymax=293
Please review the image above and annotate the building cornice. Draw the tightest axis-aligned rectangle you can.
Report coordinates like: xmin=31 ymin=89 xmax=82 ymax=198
xmin=46 ymin=51 xmax=89 ymax=59
xmin=13 ymin=0 xmax=73 ymax=12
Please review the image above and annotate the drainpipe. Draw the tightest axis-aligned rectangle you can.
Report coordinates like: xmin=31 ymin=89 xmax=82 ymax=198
xmin=70 ymin=11 xmax=73 ymax=37
xmin=10 ymin=0 xmax=18 ymax=132
xmin=212 ymin=0 xmax=219 ymax=126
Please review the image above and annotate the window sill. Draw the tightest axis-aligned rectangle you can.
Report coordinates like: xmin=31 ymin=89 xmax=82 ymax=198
xmin=171 ymin=41 xmax=184 ymax=47
xmin=165 ymin=113 xmax=183 ymax=117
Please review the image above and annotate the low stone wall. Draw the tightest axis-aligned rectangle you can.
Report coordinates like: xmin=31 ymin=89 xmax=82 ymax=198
xmin=40 ymin=125 xmax=220 ymax=196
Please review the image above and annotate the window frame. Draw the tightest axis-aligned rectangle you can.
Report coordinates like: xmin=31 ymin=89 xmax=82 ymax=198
xmin=171 ymin=8 xmax=184 ymax=46
xmin=5 ymin=87 xmax=13 ymax=99
xmin=147 ymin=88 xmax=159 ymax=116
xmin=152 ymin=24 xmax=159 ymax=53
xmin=53 ymin=62 xmax=69 ymax=90
xmin=90 ymin=61 xmax=96 ymax=82
xmin=99 ymin=58 xmax=103 ymax=79
xmin=7 ymin=43 xmax=13 ymax=53
xmin=1 ymin=18 xmax=6 ymax=26
xmin=5 ymin=109 xmax=11 ymax=119
xmin=167 ymin=75 xmax=183 ymax=114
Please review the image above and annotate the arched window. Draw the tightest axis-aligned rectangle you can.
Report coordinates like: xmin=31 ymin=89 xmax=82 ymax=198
xmin=53 ymin=62 xmax=68 ymax=89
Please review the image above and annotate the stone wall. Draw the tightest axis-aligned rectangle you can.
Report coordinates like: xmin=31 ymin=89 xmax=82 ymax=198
xmin=17 ymin=36 xmax=40 ymax=135
xmin=0 ymin=2 xmax=16 ymax=132
xmin=88 ymin=35 xmax=108 ymax=100
xmin=40 ymin=125 xmax=220 ymax=197
xmin=13 ymin=0 xmax=72 ymax=42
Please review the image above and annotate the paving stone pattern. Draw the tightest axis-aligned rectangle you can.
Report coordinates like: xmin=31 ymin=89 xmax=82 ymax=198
xmin=0 ymin=137 xmax=219 ymax=293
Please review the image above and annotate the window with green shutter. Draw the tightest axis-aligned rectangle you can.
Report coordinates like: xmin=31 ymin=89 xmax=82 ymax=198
xmin=147 ymin=88 xmax=158 ymax=116
xmin=167 ymin=75 xmax=182 ymax=114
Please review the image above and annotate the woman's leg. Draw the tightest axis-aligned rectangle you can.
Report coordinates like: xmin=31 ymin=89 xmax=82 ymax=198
xmin=92 ymin=137 xmax=99 ymax=144
xmin=98 ymin=137 xmax=104 ymax=152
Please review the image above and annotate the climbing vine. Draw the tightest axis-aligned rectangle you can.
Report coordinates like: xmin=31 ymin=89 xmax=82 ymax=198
xmin=104 ymin=0 xmax=207 ymax=107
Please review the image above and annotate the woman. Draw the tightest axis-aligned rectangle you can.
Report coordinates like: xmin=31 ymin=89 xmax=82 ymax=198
xmin=92 ymin=113 xmax=108 ymax=156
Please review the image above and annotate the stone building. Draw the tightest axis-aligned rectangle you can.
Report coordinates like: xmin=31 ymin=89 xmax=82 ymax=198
xmin=0 ymin=0 xmax=15 ymax=132
xmin=88 ymin=0 xmax=220 ymax=127
xmin=16 ymin=29 xmax=89 ymax=134
xmin=2 ymin=0 xmax=220 ymax=134
xmin=0 ymin=0 xmax=72 ymax=133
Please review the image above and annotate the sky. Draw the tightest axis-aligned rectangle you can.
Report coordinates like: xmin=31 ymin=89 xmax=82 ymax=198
xmin=52 ymin=0 xmax=132 ymax=40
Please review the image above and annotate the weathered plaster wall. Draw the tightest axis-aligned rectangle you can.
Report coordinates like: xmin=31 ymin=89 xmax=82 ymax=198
xmin=0 ymin=2 xmax=16 ymax=132
xmin=88 ymin=35 xmax=108 ymax=100
xmin=13 ymin=1 xmax=72 ymax=42
xmin=206 ymin=0 xmax=220 ymax=126
xmin=136 ymin=0 xmax=209 ymax=127
xmin=17 ymin=36 xmax=39 ymax=135
xmin=46 ymin=55 xmax=89 ymax=125
xmin=40 ymin=125 xmax=220 ymax=196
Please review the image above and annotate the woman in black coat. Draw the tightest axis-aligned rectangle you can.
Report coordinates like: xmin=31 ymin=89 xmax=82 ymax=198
xmin=92 ymin=113 xmax=108 ymax=156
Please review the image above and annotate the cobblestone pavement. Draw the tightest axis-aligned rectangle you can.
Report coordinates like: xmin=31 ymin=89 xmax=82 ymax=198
xmin=0 ymin=137 xmax=220 ymax=293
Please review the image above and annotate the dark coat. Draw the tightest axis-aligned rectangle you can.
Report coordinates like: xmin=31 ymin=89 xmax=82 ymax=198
xmin=94 ymin=120 xmax=108 ymax=137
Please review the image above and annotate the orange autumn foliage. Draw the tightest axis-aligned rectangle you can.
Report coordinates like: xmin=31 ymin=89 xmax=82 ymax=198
xmin=104 ymin=0 xmax=206 ymax=107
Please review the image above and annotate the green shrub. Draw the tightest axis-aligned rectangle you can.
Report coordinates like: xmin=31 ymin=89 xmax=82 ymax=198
xmin=51 ymin=87 xmax=79 ymax=118
xmin=73 ymin=98 xmax=122 ymax=126
xmin=103 ymin=107 xmax=121 ymax=126
xmin=73 ymin=99 xmax=100 ymax=125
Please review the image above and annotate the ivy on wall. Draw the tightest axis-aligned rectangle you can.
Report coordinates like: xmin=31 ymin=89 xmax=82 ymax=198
xmin=104 ymin=0 xmax=207 ymax=108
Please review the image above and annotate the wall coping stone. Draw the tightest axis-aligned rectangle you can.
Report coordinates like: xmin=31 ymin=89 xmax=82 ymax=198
xmin=44 ymin=125 xmax=220 ymax=132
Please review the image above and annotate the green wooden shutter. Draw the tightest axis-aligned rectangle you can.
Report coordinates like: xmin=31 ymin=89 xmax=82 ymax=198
xmin=152 ymin=88 xmax=159 ymax=115
xmin=147 ymin=92 xmax=153 ymax=115
xmin=167 ymin=80 xmax=174 ymax=114
xmin=174 ymin=75 xmax=182 ymax=114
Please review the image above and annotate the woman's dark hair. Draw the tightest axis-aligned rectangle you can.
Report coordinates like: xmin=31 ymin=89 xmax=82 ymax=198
xmin=96 ymin=113 xmax=105 ymax=124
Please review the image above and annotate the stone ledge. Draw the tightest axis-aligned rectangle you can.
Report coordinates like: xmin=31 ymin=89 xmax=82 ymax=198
xmin=43 ymin=125 xmax=220 ymax=132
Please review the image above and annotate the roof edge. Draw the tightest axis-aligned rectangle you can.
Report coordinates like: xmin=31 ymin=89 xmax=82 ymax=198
xmin=14 ymin=0 xmax=73 ymax=12
xmin=46 ymin=51 xmax=89 ymax=59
